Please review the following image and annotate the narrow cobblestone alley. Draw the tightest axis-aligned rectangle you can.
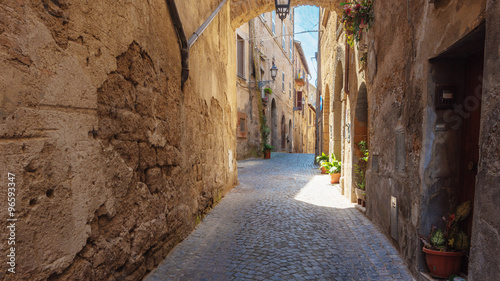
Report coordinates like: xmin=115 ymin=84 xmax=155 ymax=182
xmin=145 ymin=153 xmax=414 ymax=281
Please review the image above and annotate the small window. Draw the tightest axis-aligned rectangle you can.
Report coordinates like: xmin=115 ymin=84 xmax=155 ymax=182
xmin=282 ymin=71 xmax=285 ymax=93
xmin=237 ymin=35 xmax=245 ymax=77
xmin=282 ymin=21 xmax=286 ymax=50
xmin=237 ymin=112 xmax=247 ymax=138
xmin=272 ymin=11 xmax=276 ymax=34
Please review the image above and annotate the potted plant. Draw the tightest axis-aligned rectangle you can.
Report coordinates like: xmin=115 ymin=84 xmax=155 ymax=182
xmin=354 ymin=141 xmax=368 ymax=205
xmin=263 ymin=143 xmax=274 ymax=159
xmin=325 ymin=154 xmax=342 ymax=184
xmin=315 ymin=152 xmax=329 ymax=174
xmin=420 ymin=201 xmax=472 ymax=279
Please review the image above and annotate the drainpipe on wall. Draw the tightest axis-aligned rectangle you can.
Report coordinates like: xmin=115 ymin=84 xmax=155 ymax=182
xmin=166 ymin=0 xmax=229 ymax=90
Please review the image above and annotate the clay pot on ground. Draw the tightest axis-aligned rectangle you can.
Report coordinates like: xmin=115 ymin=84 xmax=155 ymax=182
xmin=264 ymin=150 xmax=271 ymax=159
xmin=422 ymin=247 xmax=465 ymax=278
xmin=330 ymin=173 xmax=341 ymax=184
xmin=321 ymin=166 xmax=327 ymax=174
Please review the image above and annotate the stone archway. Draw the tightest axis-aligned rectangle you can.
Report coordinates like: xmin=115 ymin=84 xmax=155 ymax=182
xmin=353 ymin=83 xmax=368 ymax=145
xmin=332 ymin=60 xmax=343 ymax=159
xmin=230 ymin=0 xmax=342 ymax=28
xmin=271 ymin=98 xmax=278 ymax=149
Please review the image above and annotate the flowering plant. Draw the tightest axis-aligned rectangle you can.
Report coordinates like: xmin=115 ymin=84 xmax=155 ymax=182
xmin=420 ymin=201 xmax=472 ymax=252
xmin=340 ymin=1 xmax=374 ymax=47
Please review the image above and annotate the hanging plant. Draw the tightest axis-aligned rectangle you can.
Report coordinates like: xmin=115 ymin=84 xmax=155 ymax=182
xmin=340 ymin=1 xmax=374 ymax=48
xmin=264 ymin=87 xmax=273 ymax=95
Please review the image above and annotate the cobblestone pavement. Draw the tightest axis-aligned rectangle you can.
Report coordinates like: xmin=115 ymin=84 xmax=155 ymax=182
xmin=145 ymin=153 xmax=415 ymax=281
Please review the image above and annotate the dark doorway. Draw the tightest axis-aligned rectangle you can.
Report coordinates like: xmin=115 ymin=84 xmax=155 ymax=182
xmin=424 ymin=22 xmax=485 ymax=276
xmin=458 ymin=50 xmax=484 ymax=272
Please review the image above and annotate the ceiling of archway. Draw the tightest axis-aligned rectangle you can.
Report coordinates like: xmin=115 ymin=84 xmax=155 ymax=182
xmin=230 ymin=0 xmax=343 ymax=28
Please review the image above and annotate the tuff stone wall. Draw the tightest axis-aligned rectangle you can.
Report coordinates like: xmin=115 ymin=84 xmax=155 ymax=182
xmin=469 ymin=1 xmax=500 ymax=279
xmin=0 ymin=0 xmax=237 ymax=280
xmin=363 ymin=0 xmax=496 ymax=278
xmin=320 ymin=0 xmax=500 ymax=278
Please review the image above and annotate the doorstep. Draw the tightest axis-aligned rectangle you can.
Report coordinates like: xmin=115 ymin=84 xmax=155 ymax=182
xmin=419 ymin=271 xmax=468 ymax=281
xmin=354 ymin=204 xmax=366 ymax=214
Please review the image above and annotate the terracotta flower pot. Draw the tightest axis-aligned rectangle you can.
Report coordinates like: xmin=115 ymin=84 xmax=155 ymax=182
xmin=330 ymin=173 xmax=341 ymax=184
xmin=264 ymin=150 xmax=271 ymax=159
xmin=422 ymin=247 xmax=464 ymax=278
xmin=321 ymin=166 xmax=327 ymax=174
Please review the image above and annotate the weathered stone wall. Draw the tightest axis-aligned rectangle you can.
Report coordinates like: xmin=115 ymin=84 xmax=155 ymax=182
xmin=469 ymin=0 xmax=500 ymax=279
xmin=363 ymin=0 xmax=492 ymax=278
xmin=320 ymin=0 xmax=499 ymax=278
xmin=236 ymin=22 xmax=262 ymax=160
xmin=0 ymin=0 xmax=237 ymax=280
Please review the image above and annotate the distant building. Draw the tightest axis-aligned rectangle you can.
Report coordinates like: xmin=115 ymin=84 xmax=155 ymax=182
xmin=236 ymin=9 xmax=315 ymax=158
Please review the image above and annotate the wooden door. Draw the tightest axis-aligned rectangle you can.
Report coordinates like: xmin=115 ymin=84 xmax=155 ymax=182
xmin=458 ymin=50 xmax=484 ymax=272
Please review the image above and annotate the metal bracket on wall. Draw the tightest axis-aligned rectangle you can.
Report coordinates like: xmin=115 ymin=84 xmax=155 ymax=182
xmin=166 ymin=0 xmax=229 ymax=90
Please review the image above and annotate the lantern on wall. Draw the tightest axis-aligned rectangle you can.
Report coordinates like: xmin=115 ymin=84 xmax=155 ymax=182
xmin=270 ymin=63 xmax=278 ymax=80
xmin=274 ymin=0 xmax=291 ymax=20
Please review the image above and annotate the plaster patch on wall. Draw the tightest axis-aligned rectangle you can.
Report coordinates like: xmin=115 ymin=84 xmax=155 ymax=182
xmin=411 ymin=202 xmax=418 ymax=227
xmin=228 ymin=149 xmax=234 ymax=172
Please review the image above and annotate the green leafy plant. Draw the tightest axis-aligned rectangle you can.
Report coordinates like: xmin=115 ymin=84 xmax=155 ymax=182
xmin=340 ymin=0 xmax=374 ymax=48
xmin=263 ymin=143 xmax=274 ymax=151
xmin=420 ymin=201 xmax=472 ymax=252
xmin=324 ymin=154 xmax=342 ymax=174
xmin=359 ymin=52 xmax=368 ymax=68
xmin=315 ymin=152 xmax=329 ymax=164
xmin=354 ymin=141 xmax=369 ymax=190
xmin=260 ymin=112 xmax=272 ymax=153
xmin=264 ymin=87 xmax=273 ymax=95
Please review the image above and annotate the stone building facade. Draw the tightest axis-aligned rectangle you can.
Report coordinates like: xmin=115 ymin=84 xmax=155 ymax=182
xmin=317 ymin=1 xmax=500 ymax=280
xmin=235 ymin=9 xmax=315 ymax=157
xmin=293 ymin=40 xmax=316 ymax=154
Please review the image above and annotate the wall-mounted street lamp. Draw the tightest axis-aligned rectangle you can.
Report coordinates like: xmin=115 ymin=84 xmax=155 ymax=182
xmin=250 ymin=62 xmax=279 ymax=89
xmin=275 ymin=0 xmax=291 ymax=21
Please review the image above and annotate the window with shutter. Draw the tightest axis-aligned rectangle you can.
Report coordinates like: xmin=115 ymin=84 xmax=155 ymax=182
xmin=237 ymin=35 xmax=244 ymax=77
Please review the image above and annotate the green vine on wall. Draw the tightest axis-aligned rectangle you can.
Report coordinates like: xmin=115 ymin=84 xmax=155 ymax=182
xmin=354 ymin=141 xmax=369 ymax=190
xmin=340 ymin=0 xmax=374 ymax=48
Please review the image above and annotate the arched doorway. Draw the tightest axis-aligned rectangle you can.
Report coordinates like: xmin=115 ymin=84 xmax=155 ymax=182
xmin=332 ymin=60 xmax=343 ymax=159
xmin=271 ymin=99 xmax=278 ymax=149
xmin=353 ymin=83 xmax=368 ymax=145
xmin=352 ymin=83 xmax=368 ymax=203
xmin=281 ymin=114 xmax=286 ymax=151
xmin=288 ymin=119 xmax=292 ymax=152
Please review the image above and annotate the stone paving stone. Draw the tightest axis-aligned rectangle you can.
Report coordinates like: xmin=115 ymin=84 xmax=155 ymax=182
xmin=144 ymin=153 xmax=415 ymax=281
